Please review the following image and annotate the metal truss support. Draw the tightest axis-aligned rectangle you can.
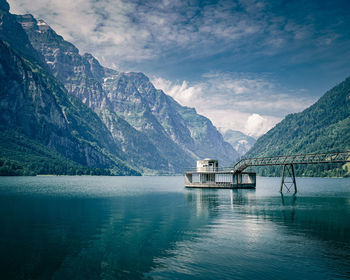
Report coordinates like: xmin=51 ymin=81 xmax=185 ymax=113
xmin=280 ymin=164 xmax=297 ymax=193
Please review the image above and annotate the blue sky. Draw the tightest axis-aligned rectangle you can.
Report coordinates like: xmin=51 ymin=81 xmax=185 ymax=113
xmin=8 ymin=0 xmax=350 ymax=137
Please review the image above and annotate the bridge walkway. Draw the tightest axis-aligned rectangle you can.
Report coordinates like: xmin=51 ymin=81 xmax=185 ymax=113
xmin=231 ymin=151 xmax=350 ymax=193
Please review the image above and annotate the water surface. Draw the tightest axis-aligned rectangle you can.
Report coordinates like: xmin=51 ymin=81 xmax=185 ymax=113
xmin=0 ymin=176 xmax=349 ymax=279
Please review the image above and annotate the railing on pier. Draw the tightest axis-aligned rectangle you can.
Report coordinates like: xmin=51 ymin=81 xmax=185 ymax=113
xmin=231 ymin=151 xmax=350 ymax=173
xmin=184 ymin=167 xmax=235 ymax=173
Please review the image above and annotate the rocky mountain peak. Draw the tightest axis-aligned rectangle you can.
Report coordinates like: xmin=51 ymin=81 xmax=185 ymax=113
xmin=16 ymin=14 xmax=78 ymax=54
xmin=83 ymin=52 xmax=105 ymax=81
xmin=122 ymin=72 xmax=151 ymax=92
xmin=127 ymin=72 xmax=149 ymax=81
xmin=15 ymin=14 xmax=37 ymax=29
xmin=0 ymin=7 xmax=45 ymax=67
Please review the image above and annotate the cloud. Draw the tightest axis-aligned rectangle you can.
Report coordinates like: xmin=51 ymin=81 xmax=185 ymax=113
xmin=6 ymin=0 xmax=304 ymax=69
xmin=245 ymin=113 xmax=277 ymax=137
xmin=152 ymin=72 xmax=316 ymax=137
xmin=152 ymin=77 xmax=203 ymax=105
xmin=8 ymin=0 xmax=350 ymax=76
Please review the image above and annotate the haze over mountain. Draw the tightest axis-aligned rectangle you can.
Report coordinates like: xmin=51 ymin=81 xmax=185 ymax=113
xmin=0 ymin=0 xmax=238 ymax=175
xmin=221 ymin=129 xmax=256 ymax=157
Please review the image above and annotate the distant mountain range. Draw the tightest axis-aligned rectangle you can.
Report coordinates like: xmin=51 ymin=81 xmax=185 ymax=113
xmin=0 ymin=0 xmax=239 ymax=175
xmin=221 ymin=129 xmax=256 ymax=157
xmin=245 ymin=77 xmax=350 ymax=177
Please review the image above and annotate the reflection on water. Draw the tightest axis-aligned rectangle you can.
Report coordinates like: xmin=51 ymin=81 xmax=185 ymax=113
xmin=0 ymin=176 xmax=349 ymax=279
xmin=280 ymin=193 xmax=297 ymax=206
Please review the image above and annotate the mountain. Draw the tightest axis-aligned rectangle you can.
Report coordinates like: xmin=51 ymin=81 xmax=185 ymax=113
xmin=0 ymin=0 xmax=238 ymax=175
xmin=245 ymin=77 xmax=350 ymax=177
xmin=15 ymin=12 xmax=238 ymax=172
xmin=221 ymin=129 xmax=256 ymax=157
xmin=0 ymin=2 xmax=138 ymax=175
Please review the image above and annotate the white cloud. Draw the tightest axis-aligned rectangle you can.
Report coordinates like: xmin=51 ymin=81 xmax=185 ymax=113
xmin=245 ymin=113 xmax=277 ymax=137
xmin=152 ymin=77 xmax=202 ymax=105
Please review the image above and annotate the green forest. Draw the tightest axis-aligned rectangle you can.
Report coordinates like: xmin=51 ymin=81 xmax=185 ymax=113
xmin=0 ymin=128 xmax=113 ymax=176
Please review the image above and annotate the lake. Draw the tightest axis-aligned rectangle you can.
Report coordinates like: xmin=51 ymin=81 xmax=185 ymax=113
xmin=0 ymin=176 xmax=349 ymax=279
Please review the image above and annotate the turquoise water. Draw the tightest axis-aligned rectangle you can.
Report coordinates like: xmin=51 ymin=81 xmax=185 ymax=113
xmin=0 ymin=176 xmax=349 ymax=279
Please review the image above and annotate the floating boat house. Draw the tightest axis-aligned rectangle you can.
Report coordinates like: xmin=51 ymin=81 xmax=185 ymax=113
xmin=185 ymin=159 xmax=256 ymax=189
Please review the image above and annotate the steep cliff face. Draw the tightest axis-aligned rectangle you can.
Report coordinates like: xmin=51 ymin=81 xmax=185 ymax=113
xmin=0 ymin=3 xmax=139 ymax=175
xmin=17 ymin=14 xmax=239 ymax=170
xmin=0 ymin=39 xmax=137 ymax=174
xmin=118 ymin=72 xmax=239 ymax=166
xmin=103 ymin=72 xmax=195 ymax=171
xmin=15 ymin=14 xmax=178 ymax=172
xmin=0 ymin=5 xmax=43 ymax=66
xmin=16 ymin=15 xmax=107 ymax=108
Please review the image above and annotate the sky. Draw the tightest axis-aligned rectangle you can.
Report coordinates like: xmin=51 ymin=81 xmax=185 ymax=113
xmin=8 ymin=0 xmax=350 ymax=137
